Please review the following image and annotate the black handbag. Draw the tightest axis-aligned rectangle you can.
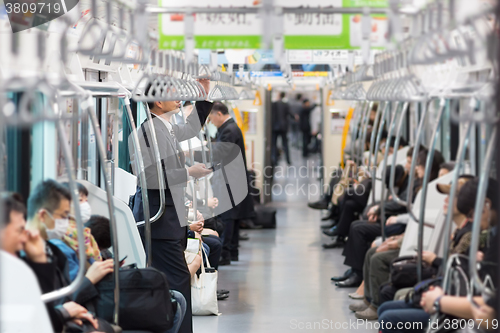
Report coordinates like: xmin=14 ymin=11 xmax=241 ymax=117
xmin=95 ymin=267 xmax=174 ymax=333
xmin=390 ymin=255 xmax=438 ymax=289
xmin=405 ymin=277 xmax=443 ymax=307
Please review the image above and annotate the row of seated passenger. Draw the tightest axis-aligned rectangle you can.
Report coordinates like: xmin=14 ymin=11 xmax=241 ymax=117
xmin=0 ymin=177 xmax=224 ymax=333
xmin=1 ymin=96 xmax=253 ymax=333
xmin=308 ymin=137 xmax=498 ymax=331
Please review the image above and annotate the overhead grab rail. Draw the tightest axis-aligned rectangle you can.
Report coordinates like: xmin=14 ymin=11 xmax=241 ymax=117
xmin=450 ymin=97 xmax=499 ymax=124
xmin=1 ymin=31 xmax=81 ymax=126
xmin=77 ymin=0 xmax=149 ymax=65
xmin=77 ymin=0 xmax=118 ymax=57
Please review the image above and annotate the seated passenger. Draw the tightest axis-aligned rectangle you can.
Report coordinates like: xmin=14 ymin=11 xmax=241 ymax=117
xmin=59 ymin=182 xmax=102 ymax=277
xmin=377 ymin=176 xmax=497 ymax=333
xmin=85 ymin=215 xmax=113 ymax=259
xmin=1 ymin=192 xmax=100 ymax=332
xmin=333 ymin=149 xmax=443 ymax=288
xmin=352 ymin=173 xmax=470 ymax=320
xmin=25 ymin=180 xmax=116 ymax=317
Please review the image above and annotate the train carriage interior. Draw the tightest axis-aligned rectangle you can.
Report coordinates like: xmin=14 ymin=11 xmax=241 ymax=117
xmin=1 ymin=0 xmax=500 ymax=332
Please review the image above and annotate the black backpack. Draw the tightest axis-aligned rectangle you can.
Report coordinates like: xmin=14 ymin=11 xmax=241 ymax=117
xmin=253 ymin=205 xmax=277 ymax=229
xmin=95 ymin=267 xmax=174 ymax=332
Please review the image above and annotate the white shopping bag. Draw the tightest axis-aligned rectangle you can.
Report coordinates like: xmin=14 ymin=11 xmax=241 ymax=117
xmin=191 ymin=246 xmax=219 ymax=316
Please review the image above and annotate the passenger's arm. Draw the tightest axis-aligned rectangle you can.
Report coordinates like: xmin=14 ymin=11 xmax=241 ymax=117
xmin=174 ymin=100 xmax=213 ymax=142
xmin=174 ymin=79 xmax=212 ymax=142
xmin=72 ymin=277 xmax=99 ymax=306
xmin=200 ymin=129 xmax=239 ymax=164
xmin=421 ymin=287 xmax=484 ymax=319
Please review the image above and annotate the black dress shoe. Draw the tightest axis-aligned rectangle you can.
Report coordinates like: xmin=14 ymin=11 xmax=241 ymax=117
xmin=218 ymin=289 xmax=230 ymax=295
xmin=240 ymin=219 xmax=263 ymax=229
xmin=308 ymin=200 xmax=329 ymax=210
xmin=322 ymin=226 xmax=339 ymax=237
xmin=320 ymin=219 xmax=338 ymax=228
xmin=217 ymin=293 xmax=229 ymax=300
xmin=321 ymin=212 xmax=337 ymax=221
xmin=322 ymin=237 xmax=345 ymax=249
xmin=336 ymin=273 xmax=362 ymax=288
xmin=239 ymin=232 xmax=250 ymax=241
xmin=331 ymin=268 xmax=353 ymax=282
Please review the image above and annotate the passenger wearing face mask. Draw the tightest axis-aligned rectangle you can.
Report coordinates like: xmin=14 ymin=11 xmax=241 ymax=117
xmin=23 ymin=180 xmax=115 ymax=332
xmin=61 ymin=182 xmax=102 ymax=272
xmin=76 ymin=183 xmax=92 ymax=223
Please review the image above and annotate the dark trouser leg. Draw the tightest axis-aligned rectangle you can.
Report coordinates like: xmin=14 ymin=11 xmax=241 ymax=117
xmin=202 ymin=235 xmax=222 ymax=269
xmin=369 ymin=250 xmax=399 ymax=307
xmin=230 ymin=219 xmax=240 ymax=259
xmin=363 ymin=247 xmax=377 ymax=302
xmin=151 ymin=239 xmax=192 ymax=333
xmin=279 ymin=131 xmax=291 ymax=164
xmin=324 ymin=171 xmax=342 ymax=202
xmin=220 ymin=216 xmax=234 ymax=260
xmin=336 ymin=200 xmax=363 ymax=237
xmin=271 ymin=131 xmax=279 ymax=165
xmin=302 ymin=131 xmax=310 ymax=157
xmin=342 ymin=220 xmax=382 ymax=272
xmin=377 ymin=301 xmax=429 ymax=333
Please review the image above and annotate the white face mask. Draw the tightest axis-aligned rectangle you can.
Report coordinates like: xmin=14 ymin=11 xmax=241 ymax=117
xmin=206 ymin=122 xmax=218 ymax=138
xmin=45 ymin=212 xmax=69 ymax=240
xmin=80 ymin=201 xmax=92 ymax=223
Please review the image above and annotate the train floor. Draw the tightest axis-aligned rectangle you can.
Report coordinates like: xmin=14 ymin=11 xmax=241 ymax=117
xmin=193 ymin=148 xmax=377 ymax=333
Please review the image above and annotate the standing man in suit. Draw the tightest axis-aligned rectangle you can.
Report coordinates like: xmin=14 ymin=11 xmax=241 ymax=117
xmin=206 ymin=102 xmax=255 ymax=265
xmin=299 ymin=99 xmax=317 ymax=158
xmin=271 ymin=92 xmax=297 ymax=166
xmin=132 ymin=79 xmax=212 ymax=333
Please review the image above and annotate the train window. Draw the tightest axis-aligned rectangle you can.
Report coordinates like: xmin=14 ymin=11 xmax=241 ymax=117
xmin=30 ymin=98 xmax=57 ymax=190
xmin=118 ymin=99 xmax=134 ymax=173
xmin=4 ymin=93 xmax=31 ymax=199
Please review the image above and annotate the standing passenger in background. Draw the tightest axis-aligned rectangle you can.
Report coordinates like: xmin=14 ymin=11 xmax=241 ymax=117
xmin=271 ymin=92 xmax=296 ymax=165
xmin=206 ymin=102 xmax=256 ymax=266
xmin=299 ymin=99 xmax=317 ymax=158
xmin=288 ymin=93 xmax=303 ymax=149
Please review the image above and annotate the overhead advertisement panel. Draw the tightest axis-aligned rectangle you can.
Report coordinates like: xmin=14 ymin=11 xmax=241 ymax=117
xmin=158 ymin=0 xmax=388 ymax=50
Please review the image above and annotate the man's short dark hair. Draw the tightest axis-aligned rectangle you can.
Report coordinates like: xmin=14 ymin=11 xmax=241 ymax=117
xmin=457 ymin=177 xmax=498 ymax=219
xmin=85 ymin=215 xmax=112 ymax=250
xmin=296 ymin=93 xmax=302 ymax=100
xmin=1 ymin=193 xmax=26 ymax=225
xmin=303 ymin=99 xmax=310 ymax=105
xmin=211 ymin=102 xmax=229 ymax=115
xmin=27 ymin=180 xmax=71 ymax=220
xmin=279 ymin=92 xmax=286 ymax=99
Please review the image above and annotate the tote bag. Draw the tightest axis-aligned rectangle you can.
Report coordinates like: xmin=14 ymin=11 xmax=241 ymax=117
xmin=191 ymin=246 xmax=219 ymax=315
